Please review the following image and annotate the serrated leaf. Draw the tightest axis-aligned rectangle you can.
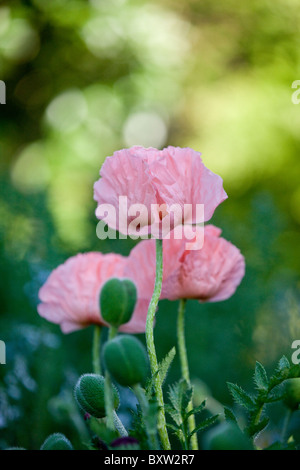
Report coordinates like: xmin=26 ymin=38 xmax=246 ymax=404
xmin=166 ymin=423 xmax=180 ymax=432
xmin=184 ymin=400 xmax=206 ymax=422
xmin=265 ymin=384 xmax=285 ymax=403
xmin=247 ymin=417 xmax=269 ymax=438
xmin=254 ymin=362 xmax=269 ymax=390
xmin=278 ymin=355 xmax=290 ymax=371
xmin=224 ymin=406 xmax=238 ymax=425
xmin=168 ymin=379 xmax=191 ymax=415
xmin=159 ymin=347 xmax=176 ymax=385
xmin=189 ymin=414 xmax=219 ymax=439
xmin=129 ymin=408 xmax=148 ymax=449
xmin=168 ymin=382 xmax=182 ymax=414
xmin=145 ymin=370 xmax=160 ymax=399
xmin=165 ymin=404 xmax=181 ymax=427
xmin=167 ymin=424 xmax=184 ymax=442
xmin=227 ymin=383 xmax=255 ymax=411
xmin=181 ymin=384 xmax=193 ymax=414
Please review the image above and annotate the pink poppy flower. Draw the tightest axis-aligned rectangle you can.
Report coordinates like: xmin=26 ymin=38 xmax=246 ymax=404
xmin=37 ymin=252 xmax=151 ymax=334
xmin=93 ymin=146 xmax=227 ymax=238
xmin=126 ymin=225 xmax=245 ymax=303
xmin=161 ymin=225 xmax=245 ymax=302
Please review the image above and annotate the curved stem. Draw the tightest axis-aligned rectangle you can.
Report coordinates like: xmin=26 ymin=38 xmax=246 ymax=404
xmin=113 ymin=411 xmax=128 ymax=437
xmin=93 ymin=325 xmax=102 ymax=375
xmin=177 ymin=299 xmax=198 ymax=450
xmin=145 ymin=238 xmax=170 ymax=450
xmin=105 ymin=325 xmax=120 ymax=431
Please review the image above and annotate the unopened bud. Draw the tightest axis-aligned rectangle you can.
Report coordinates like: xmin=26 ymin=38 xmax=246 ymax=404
xmin=75 ymin=373 xmax=119 ymax=418
xmin=283 ymin=378 xmax=300 ymax=411
xmin=100 ymin=278 xmax=137 ymax=328
xmin=40 ymin=433 xmax=73 ymax=450
xmin=103 ymin=335 xmax=148 ymax=387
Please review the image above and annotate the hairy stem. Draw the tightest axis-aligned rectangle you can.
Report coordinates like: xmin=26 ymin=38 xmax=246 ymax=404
xmin=113 ymin=410 xmax=128 ymax=437
xmin=177 ymin=298 xmax=198 ymax=450
xmin=105 ymin=325 xmax=120 ymax=431
xmin=92 ymin=325 xmax=102 ymax=376
xmin=145 ymin=238 xmax=170 ymax=450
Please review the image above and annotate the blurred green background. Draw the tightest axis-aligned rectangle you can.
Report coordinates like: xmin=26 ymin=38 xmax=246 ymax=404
xmin=0 ymin=0 xmax=300 ymax=450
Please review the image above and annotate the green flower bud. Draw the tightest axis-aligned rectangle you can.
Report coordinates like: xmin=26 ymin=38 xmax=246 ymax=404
xmin=203 ymin=422 xmax=253 ymax=450
xmin=103 ymin=335 xmax=149 ymax=387
xmin=40 ymin=433 xmax=73 ymax=450
xmin=100 ymin=278 xmax=137 ymax=328
xmin=75 ymin=373 xmax=119 ymax=418
xmin=283 ymin=378 xmax=300 ymax=411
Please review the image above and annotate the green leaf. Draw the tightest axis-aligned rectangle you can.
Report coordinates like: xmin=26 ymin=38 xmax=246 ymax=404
xmin=224 ymin=406 xmax=238 ymax=425
xmin=227 ymin=383 xmax=255 ymax=411
xmin=278 ymin=356 xmax=290 ymax=371
xmin=265 ymin=384 xmax=285 ymax=403
xmin=247 ymin=417 xmax=269 ymax=438
xmin=159 ymin=347 xmax=176 ymax=385
xmin=145 ymin=370 xmax=160 ymax=399
xmin=168 ymin=379 xmax=191 ymax=417
xmin=165 ymin=404 xmax=181 ymax=427
xmin=254 ymin=362 xmax=269 ymax=390
xmin=184 ymin=400 xmax=206 ymax=422
xmin=166 ymin=423 xmax=180 ymax=432
xmin=167 ymin=378 xmax=194 ymax=446
xmin=181 ymin=384 xmax=193 ymax=414
xmin=168 ymin=382 xmax=182 ymax=414
xmin=166 ymin=424 xmax=184 ymax=442
xmin=129 ymin=407 xmax=148 ymax=450
xmin=189 ymin=414 xmax=219 ymax=439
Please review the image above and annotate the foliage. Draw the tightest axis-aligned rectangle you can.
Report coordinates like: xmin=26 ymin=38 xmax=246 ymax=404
xmin=226 ymin=357 xmax=300 ymax=449
xmin=166 ymin=379 xmax=219 ymax=449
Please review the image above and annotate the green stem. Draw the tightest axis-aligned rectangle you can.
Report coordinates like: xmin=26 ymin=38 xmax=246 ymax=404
xmin=177 ymin=299 xmax=198 ymax=450
xmin=113 ymin=410 xmax=128 ymax=437
xmin=253 ymin=406 xmax=263 ymax=426
xmin=108 ymin=325 xmax=118 ymax=341
xmin=145 ymin=238 xmax=170 ymax=450
xmin=93 ymin=325 xmax=102 ymax=375
xmin=133 ymin=384 xmax=159 ymax=450
xmin=105 ymin=325 xmax=120 ymax=431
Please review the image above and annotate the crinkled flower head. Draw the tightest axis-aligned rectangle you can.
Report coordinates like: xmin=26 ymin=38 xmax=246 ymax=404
xmin=94 ymin=146 xmax=227 ymax=238
xmin=161 ymin=225 xmax=245 ymax=302
xmin=127 ymin=225 xmax=245 ymax=303
xmin=37 ymin=252 xmax=151 ymax=334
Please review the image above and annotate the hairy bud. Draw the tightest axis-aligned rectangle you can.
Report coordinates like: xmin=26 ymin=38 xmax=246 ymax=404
xmin=40 ymin=433 xmax=73 ymax=450
xmin=75 ymin=373 xmax=119 ymax=418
